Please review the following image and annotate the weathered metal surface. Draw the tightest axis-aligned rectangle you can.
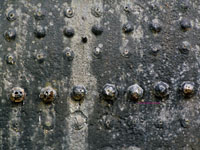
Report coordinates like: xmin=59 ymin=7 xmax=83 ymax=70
xmin=0 ymin=0 xmax=200 ymax=150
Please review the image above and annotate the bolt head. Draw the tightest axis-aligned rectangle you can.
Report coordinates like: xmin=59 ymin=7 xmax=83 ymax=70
xmin=181 ymin=81 xmax=195 ymax=97
xmin=4 ymin=28 xmax=16 ymax=41
xmin=122 ymin=22 xmax=133 ymax=33
xmin=64 ymin=7 xmax=74 ymax=18
xmin=10 ymin=87 xmax=25 ymax=103
xmin=7 ymin=10 xmax=17 ymax=21
xmin=91 ymin=6 xmax=102 ymax=17
xmin=63 ymin=47 xmax=74 ymax=61
xmin=6 ymin=53 xmax=15 ymax=65
xmin=39 ymin=86 xmax=56 ymax=103
xmin=102 ymin=84 xmax=118 ymax=101
xmin=127 ymin=84 xmax=144 ymax=101
xmin=154 ymin=81 xmax=169 ymax=98
xmin=71 ymin=85 xmax=87 ymax=101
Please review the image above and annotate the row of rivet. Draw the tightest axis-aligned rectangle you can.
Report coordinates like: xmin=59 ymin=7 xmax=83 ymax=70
xmin=10 ymin=81 xmax=195 ymax=103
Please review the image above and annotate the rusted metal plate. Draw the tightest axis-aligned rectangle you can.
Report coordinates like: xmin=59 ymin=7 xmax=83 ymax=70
xmin=0 ymin=0 xmax=200 ymax=150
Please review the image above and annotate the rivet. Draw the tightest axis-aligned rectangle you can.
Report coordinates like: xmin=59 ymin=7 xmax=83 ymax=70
xmin=121 ymin=48 xmax=131 ymax=58
xmin=127 ymin=84 xmax=143 ymax=101
xmin=7 ymin=10 xmax=17 ymax=21
xmin=71 ymin=85 xmax=87 ymax=101
xmin=149 ymin=19 xmax=162 ymax=33
xmin=63 ymin=27 xmax=75 ymax=38
xmin=92 ymin=24 xmax=103 ymax=36
xmin=150 ymin=44 xmax=161 ymax=54
xmin=154 ymin=81 xmax=169 ymax=98
xmin=34 ymin=25 xmax=46 ymax=38
xmin=178 ymin=41 xmax=191 ymax=54
xmin=34 ymin=8 xmax=45 ymax=20
xmin=101 ymin=84 xmax=118 ymax=101
xmin=10 ymin=87 xmax=26 ymax=103
xmin=6 ymin=53 xmax=15 ymax=65
xmin=35 ymin=50 xmax=46 ymax=63
xmin=4 ymin=28 xmax=16 ymax=41
xmin=122 ymin=22 xmax=133 ymax=33
xmin=180 ymin=81 xmax=195 ymax=97
xmin=123 ymin=5 xmax=131 ymax=13
xmin=91 ymin=6 xmax=102 ymax=17
xmin=81 ymin=36 xmax=88 ymax=43
xmin=93 ymin=47 xmax=102 ymax=58
xmin=64 ymin=7 xmax=74 ymax=18
xmin=39 ymin=86 xmax=57 ymax=103
xmin=63 ymin=47 xmax=74 ymax=61
xmin=180 ymin=18 xmax=191 ymax=31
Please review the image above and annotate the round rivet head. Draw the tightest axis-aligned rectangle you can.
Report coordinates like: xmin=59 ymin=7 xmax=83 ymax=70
xmin=180 ymin=18 xmax=191 ymax=31
xmin=7 ymin=10 xmax=17 ymax=21
xmin=34 ymin=8 xmax=45 ymax=20
xmin=34 ymin=25 xmax=46 ymax=38
xmin=6 ymin=53 xmax=15 ymax=65
xmin=149 ymin=19 xmax=162 ymax=33
xmin=63 ymin=27 xmax=75 ymax=38
xmin=91 ymin=6 xmax=102 ymax=17
xmin=63 ymin=47 xmax=74 ymax=61
xmin=93 ymin=47 xmax=102 ymax=58
xmin=64 ymin=7 xmax=74 ymax=18
xmin=180 ymin=81 xmax=195 ymax=97
xmin=71 ymin=85 xmax=87 ymax=101
xmin=154 ymin=81 xmax=169 ymax=98
xmin=122 ymin=22 xmax=133 ymax=33
xmin=92 ymin=24 xmax=103 ymax=36
xmin=178 ymin=41 xmax=191 ymax=54
xmin=39 ymin=86 xmax=57 ymax=103
xmin=4 ymin=29 xmax=16 ymax=41
xmin=10 ymin=87 xmax=25 ymax=103
xmin=102 ymin=84 xmax=118 ymax=101
xmin=127 ymin=84 xmax=143 ymax=101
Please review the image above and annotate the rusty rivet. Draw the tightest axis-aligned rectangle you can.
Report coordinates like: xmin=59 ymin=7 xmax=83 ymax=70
xmin=71 ymin=85 xmax=87 ymax=101
xmin=122 ymin=22 xmax=133 ymax=33
xmin=149 ymin=19 xmax=162 ymax=33
xmin=7 ymin=10 xmax=17 ymax=21
xmin=92 ymin=24 xmax=103 ymax=36
xmin=64 ymin=7 xmax=74 ymax=18
xmin=178 ymin=41 xmax=191 ymax=54
xmin=102 ymin=84 xmax=118 ymax=101
xmin=127 ymin=84 xmax=144 ymax=101
xmin=34 ymin=8 xmax=45 ymax=20
xmin=34 ymin=25 xmax=46 ymax=38
xmin=180 ymin=18 xmax=191 ymax=31
xmin=154 ymin=81 xmax=169 ymax=98
xmin=180 ymin=81 xmax=195 ymax=97
xmin=91 ymin=6 xmax=102 ymax=17
xmin=63 ymin=27 xmax=75 ymax=38
xmin=93 ymin=47 xmax=102 ymax=58
xmin=39 ymin=86 xmax=57 ymax=103
xmin=6 ymin=53 xmax=15 ymax=65
xmin=81 ymin=36 xmax=88 ymax=43
xmin=35 ymin=50 xmax=46 ymax=63
xmin=4 ymin=28 xmax=16 ymax=41
xmin=10 ymin=87 xmax=26 ymax=103
xmin=63 ymin=47 xmax=74 ymax=61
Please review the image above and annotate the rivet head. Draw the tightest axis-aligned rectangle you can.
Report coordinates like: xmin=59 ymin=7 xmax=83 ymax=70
xmin=121 ymin=48 xmax=131 ymax=58
xmin=180 ymin=18 xmax=191 ymax=31
xmin=7 ymin=10 xmax=17 ymax=21
xmin=35 ymin=50 xmax=46 ymax=63
xmin=63 ymin=27 xmax=75 ymax=38
xmin=180 ymin=81 xmax=195 ymax=97
xmin=63 ymin=47 xmax=74 ymax=61
xmin=71 ymin=85 xmax=87 ymax=101
xmin=6 ymin=53 xmax=15 ymax=65
xmin=124 ymin=5 xmax=131 ymax=13
xmin=64 ymin=7 xmax=74 ymax=18
xmin=81 ymin=36 xmax=88 ymax=43
xmin=91 ymin=6 xmax=102 ymax=17
xmin=149 ymin=19 xmax=162 ymax=33
xmin=102 ymin=84 xmax=118 ymax=101
xmin=10 ymin=87 xmax=25 ymax=103
xmin=34 ymin=25 xmax=46 ymax=38
xmin=122 ymin=22 xmax=133 ymax=33
xmin=127 ymin=84 xmax=143 ymax=101
xmin=92 ymin=24 xmax=103 ymax=36
xmin=178 ymin=41 xmax=191 ymax=54
xmin=93 ymin=47 xmax=102 ymax=58
xmin=154 ymin=81 xmax=169 ymax=98
xmin=34 ymin=8 xmax=45 ymax=20
xmin=39 ymin=86 xmax=56 ymax=103
xmin=4 ymin=28 xmax=16 ymax=41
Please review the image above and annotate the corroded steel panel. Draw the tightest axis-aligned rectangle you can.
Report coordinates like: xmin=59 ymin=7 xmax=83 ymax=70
xmin=0 ymin=0 xmax=200 ymax=150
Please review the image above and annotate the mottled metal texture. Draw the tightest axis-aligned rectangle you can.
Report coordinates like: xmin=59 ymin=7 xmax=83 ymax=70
xmin=0 ymin=0 xmax=200 ymax=150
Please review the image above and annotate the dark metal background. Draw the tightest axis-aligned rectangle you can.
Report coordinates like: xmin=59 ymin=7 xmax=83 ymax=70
xmin=0 ymin=0 xmax=200 ymax=150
